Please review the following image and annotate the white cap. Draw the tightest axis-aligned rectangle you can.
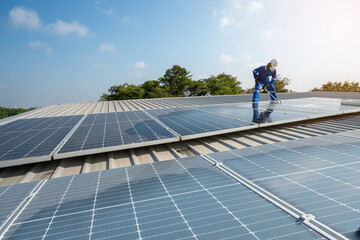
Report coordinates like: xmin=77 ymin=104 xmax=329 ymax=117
xmin=270 ymin=59 xmax=278 ymax=68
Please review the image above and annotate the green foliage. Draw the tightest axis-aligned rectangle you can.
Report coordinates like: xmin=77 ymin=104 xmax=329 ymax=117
xmin=273 ymin=75 xmax=291 ymax=93
xmin=186 ymin=80 xmax=208 ymax=96
xmin=204 ymin=73 xmax=245 ymax=95
xmin=158 ymin=65 xmax=192 ymax=96
xmin=100 ymin=83 xmax=145 ymax=101
xmin=0 ymin=107 xmax=36 ymax=119
xmin=311 ymin=81 xmax=360 ymax=92
xmin=140 ymin=80 xmax=168 ymax=98
xmin=99 ymin=65 xmax=279 ymax=100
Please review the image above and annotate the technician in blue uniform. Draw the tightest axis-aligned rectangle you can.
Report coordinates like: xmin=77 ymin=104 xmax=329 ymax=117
xmin=252 ymin=59 xmax=278 ymax=102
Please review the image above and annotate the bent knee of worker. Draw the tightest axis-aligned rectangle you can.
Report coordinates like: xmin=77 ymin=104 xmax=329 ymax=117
xmin=266 ymin=85 xmax=276 ymax=91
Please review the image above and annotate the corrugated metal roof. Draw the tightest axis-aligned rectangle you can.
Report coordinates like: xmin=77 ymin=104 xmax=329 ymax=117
xmin=1 ymin=92 xmax=359 ymax=120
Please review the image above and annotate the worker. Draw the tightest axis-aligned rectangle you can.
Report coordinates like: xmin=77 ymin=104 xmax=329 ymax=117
xmin=252 ymin=59 xmax=278 ymax=102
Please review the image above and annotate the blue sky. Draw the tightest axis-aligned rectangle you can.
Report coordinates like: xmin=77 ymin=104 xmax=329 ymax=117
xmin=1 ymin=0 xmax=360 ymax=107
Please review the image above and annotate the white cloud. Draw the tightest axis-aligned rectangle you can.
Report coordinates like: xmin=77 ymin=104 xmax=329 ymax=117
xmin=214 ymin=1 xmax=264 ymax=31
xmin=9 ymin=6 xmax=90 ymax=37
xmin=122 ymin=16 xmax=130 ymax=23
xmin=48 ymin=20 xmax=89 ymax=36
xmin=135 ymin=61 xmax=147 ymax=69
xmin=28 ymin=41 xmax=42 ymax=49
xmin=104 ymin=9 xmax=115 ymax=17
xmin=28 ymin=41 xmax=53 ymax=54
xmin=9 ymin=6 xmax=42 ymax=30
xmin=219 ymin=54 xmax=236 ymax=64
xmin=99 ymin=43 xmax=114 ymax=52
xmin=246 ymin=1 xmax=264 ymax=14
xmin=220 ymin=17 xmax=235 ymax=28
xmin=263 ymin=27 xmax=280 ymax=39
xmin=229 ymin=0 xmax=242 ymax=11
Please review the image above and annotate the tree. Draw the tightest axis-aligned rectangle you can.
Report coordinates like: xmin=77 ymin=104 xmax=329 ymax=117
xmin=312 ymin=81 xmax=360 ymax=92
xmin=204 ymin=73 xmax=244 ymax=95
xmin=99 ymin=66 xmax=248 ymax=100
xmin=140 ymin=80 xmax=168 ymax=98
xmin=0 ymin=107 xmax=36 ymax=119
xmin=158 ymin=65 xmax=192 ymax=96
xmin=273 ymin=75 xmax=291 ymax=93
xmin=185 ymin=80 xmax=208 ymax=96
xmin=100 ymin=83 xmax=144 ymax=101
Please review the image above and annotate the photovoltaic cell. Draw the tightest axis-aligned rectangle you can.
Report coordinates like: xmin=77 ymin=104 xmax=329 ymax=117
xmin=146 ymin=107 xmax=256 ymax=138
xmin=0 ymin=181 xmax=39 ymax=228
xmin=56 ymin=111 xmax=177 ymax=158
xmin=0 ymin=115 xmax=83 ymax=167
xmin=2 ymin=157 xmax=322 ymax=240
xmin=207 ymin=132 xmax=360 ymax=239
xmin=194 ymin=103 xmax=310 ymax=124
xmin=255 ymin=97 xmax=360 ymax=115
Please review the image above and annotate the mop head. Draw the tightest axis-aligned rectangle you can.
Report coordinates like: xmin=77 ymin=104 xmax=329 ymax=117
xmin=341 ymin=99 xmax=360 ymax=107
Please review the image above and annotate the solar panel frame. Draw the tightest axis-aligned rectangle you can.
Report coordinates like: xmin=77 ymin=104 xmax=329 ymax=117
xmin=54 ymin=111 xmax=179 ymax=160
xmin=206 ymin=132 xmax=360 ymax=239
xmin=1 ymin=157 xmax=324 ymax=240
xmin=0 ymin=115 xmax=84 ymax=168
xmin=193 ymin=102 xmax=311 ymax=126
xmin=0 ymin=181 xmax=40 ymax=234
xmin=146 ymin=107 xmax=258 ymax=141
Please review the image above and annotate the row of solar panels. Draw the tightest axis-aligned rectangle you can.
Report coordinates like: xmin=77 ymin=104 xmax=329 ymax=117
xmin=1 ymin=98 xmax=359 ymax=168
xmin=0 ymin=130 xmax=359 ymax=239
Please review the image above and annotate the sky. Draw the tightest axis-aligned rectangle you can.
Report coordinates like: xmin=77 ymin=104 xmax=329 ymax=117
xmin=1 ymin=0 xmax=360 ymax=108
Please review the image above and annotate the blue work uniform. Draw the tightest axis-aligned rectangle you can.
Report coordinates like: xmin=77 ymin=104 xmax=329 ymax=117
xmin=252 ymin=65 xmax=277 ymax=101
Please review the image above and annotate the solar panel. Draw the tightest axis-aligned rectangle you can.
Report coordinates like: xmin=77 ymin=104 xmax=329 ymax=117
xmin=146 ymin=107 xmax=257 ymax=140
xmin=255 ymin=97 xmax=360 ymax=116
xmin=0 ymin=181 xmax=39 ymax=229
xmin=2 ymin=157 xmax=323 ymax=240
xmin=0 ymin=115 xmax=83 ymax=167
xmin=194 ymin=103 xmax=310 ymax=124
xmin=55 ymin=111 xmax=178 ymax=159
xmin=206 ymin=132 xmax=360 ymax=239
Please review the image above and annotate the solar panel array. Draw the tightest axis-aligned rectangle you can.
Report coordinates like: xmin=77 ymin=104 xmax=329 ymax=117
xmin=55 ymin=111 xmax=178 ymax=159
xmin=194 ymin=103 xmax=309 ymax=124
xmin=146 ymin=107 xmax=256 ymax=139
xmin=1 ymin=157 xmax=323 ymax=240
xmin=1 ymin=97 xmax=360 ymax=167
xmin=0 ymin=181 xmax=39 ymax=228
xmin=206 ymin=131 xmax=360 ymax=239
xmin=0 ymin=115 xmax=83 ymax=167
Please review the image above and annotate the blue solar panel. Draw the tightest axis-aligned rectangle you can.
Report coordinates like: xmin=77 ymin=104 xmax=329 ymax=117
xmin=56 ymin=112 xmax=177 ymax=158
xmin=0 ymin=115 xmax=83 ymax=167
xmin=195 ymin=103 xmax=310 ymax=124
xmin=0 ymin=181 xmax=39 ymax=228
xmin=255 ymin=97 xmax=360 ymax=115
xmin=147 ymin=107 xmax=256 ymax=138
xmin=207 ymin=132 xmax=360 ymax=239
xmin=2 ymin=157 xmax=323 ymax=240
